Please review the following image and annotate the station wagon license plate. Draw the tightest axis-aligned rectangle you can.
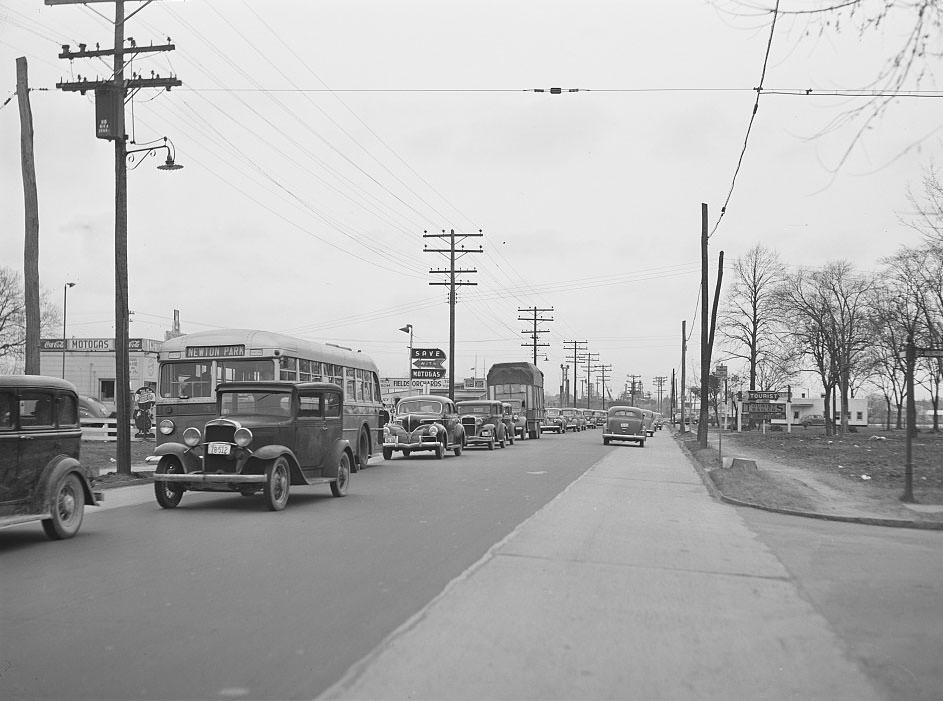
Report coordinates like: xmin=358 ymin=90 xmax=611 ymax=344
xmin=208 ymin=442 xmax=231 ymax=455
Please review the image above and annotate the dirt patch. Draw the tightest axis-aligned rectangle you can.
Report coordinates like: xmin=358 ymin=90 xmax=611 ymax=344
xmin=720 ymin=426 xmax=943 ymax=505
xmin=81 ymin=440 xmax=156 ymax=488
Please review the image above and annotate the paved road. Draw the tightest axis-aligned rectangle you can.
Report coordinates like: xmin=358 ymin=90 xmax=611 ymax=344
xmin=0 ymin=429 xmax=605 ymax=700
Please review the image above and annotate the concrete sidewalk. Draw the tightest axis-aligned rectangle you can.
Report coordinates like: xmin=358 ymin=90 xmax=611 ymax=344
xmin=319 ymin=434 xmax=881 ymax=700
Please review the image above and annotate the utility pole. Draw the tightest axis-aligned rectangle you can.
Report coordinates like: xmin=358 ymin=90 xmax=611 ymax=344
xmin=653 ymin=375 xmax=667 ymax=414
xmin=626 ymin=373 xmax=641 ymax=406
xmin=17 ymin=57 xmax=40 ymax=375
xmin=424 ymin=229 xmax=483 ymax=401
xmin=518 ymin=306 xmax=553 ymax=364
xmin=584 ymin=352 xmax=598 ymax=408
xmin=697 ymin=203 xmax=725 ymax=448
xmin=563 ymin=340 xmax=587 ymax=406
xmin=681 ymin=321 xmax=687 ymax=431
xmin=597 ymin=363 xmax=612 ymax=410
xmin=54 ymin=0 xmax=181 ymax=474
xmin=559 ymin=364 xmax=570 ymax=406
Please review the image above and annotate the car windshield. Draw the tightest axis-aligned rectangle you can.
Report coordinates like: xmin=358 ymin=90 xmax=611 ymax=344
xmin=398 ymin=399 xmax=442 ymax=414
xmin=561 ymin=409 xmax=576 ymax=417
xmin=457 ymin=403 xmax=494 ymax=415
xmin=547 ymin=409 xmax=560 ymax=416
xmin=611 ymin=409 xmax=639 ymax=418
xmin=220 ymin=390 xmax=292 ymax=418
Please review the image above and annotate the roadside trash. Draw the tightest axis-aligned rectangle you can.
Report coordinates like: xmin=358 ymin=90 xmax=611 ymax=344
xmin=868 ymin=435 xmax=887 ymax=441
xmin=837 ymin=464 xmax=844 ymax=469
xmin=861 ymin=475 xmax=872 ymax=480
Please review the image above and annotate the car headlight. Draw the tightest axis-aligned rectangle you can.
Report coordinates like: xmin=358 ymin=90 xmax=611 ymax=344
xmin=183 ymin=427 xmax=201 ymax=447
xmin=159 ymin=419 xmax=175 ymax=436
xmin=234 ymin=427 xmax=253 ymax=447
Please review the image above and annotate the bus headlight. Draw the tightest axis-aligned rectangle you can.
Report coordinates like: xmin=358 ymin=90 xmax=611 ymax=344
xmin=234 ymin=427 xmax=253 ymax=448
xmin=183 ymin=427 xmax=201 ymax=447
xmin=159 ymin=419 xmax=175 ymax=436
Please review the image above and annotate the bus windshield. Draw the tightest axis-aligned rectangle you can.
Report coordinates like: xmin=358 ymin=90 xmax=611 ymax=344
xmin=159 ymin=359 xmax=275 ymax=399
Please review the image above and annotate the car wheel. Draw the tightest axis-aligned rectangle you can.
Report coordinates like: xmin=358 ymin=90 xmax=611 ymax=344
xmin=488 ymin=437 xmax=495 ymax=450
xmin=330 ymin=452 xmax=350 ymax=497
xmin=154 ymin=458 xmax=185 ymax=509
xmin=355 ymin=429 xmax=370 ymax=472
xmin=603 ymin=437 xmax=610 ymax=445
xmin=383 ymin=447 xmax=393 ymax=460
xmin=263 ymin=456 xmax=291 ymax=511
xmin=435 ymin=442 xmax=445 ymax=460
xmin=639 ymin=440 xmax=646 ymax=448
xmin=41 ymin=473 xmax=84 ymax=540
xmin=402 ymin=448 xmax=411 ymax=458
xmin=453 ymin=441 xmax=463 ymax=456
xmin=508 ymin=430 xmax=515 ymax=446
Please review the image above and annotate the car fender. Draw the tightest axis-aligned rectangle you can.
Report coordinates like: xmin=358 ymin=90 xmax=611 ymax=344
xmin=38 ymin=456 xmax=97 ymax=508
xmin=322 ymin=440 xmax=353 ymax=479
xmin=245 ymin=444 xmax=306 ymax=484
xmin=154 ymin=442 xmax=203 ymax=473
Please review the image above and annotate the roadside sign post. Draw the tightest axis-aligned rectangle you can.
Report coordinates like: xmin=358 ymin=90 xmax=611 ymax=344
xmin=902 ymin=337 xmax=943 ymax=503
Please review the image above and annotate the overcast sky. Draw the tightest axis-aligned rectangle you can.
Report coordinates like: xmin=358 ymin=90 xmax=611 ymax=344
xmin=1 ymin=1 xmax=937 ymax=397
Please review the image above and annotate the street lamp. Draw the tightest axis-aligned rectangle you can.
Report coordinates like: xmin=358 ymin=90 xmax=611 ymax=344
xmin=126 ymin=136 xmax=183 ymax=171
xmin=61 ymin=282 xmax=75 ymax=378
xmin=399 ymin=324 xmax=413 ymax=392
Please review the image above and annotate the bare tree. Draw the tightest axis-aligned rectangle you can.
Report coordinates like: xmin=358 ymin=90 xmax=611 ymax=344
xmin=0 ymin=266 xmax=60 ymax=370
xmin=723 ymin=1 xmax=943 ymax=166
xmin=719 ymin=244 xmax=786 ymax=391
xmin=781 ymin=261 xmax=875 ymax=434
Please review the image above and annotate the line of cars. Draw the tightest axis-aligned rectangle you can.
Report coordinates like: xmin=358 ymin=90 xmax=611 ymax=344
xmin=601 ymin=407 xmax=664 ymax=447
xmin=540 ymin=407 xmax=607 ymax=434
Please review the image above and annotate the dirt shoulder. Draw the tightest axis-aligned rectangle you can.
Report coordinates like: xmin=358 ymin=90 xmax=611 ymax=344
xmin=82 ymin=439 xmax=156 ymax=489
xmin=675 ymin=426 xmax=943 ymax=529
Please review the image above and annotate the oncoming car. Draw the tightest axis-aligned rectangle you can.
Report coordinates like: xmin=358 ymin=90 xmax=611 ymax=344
xmin=541 ymin=407 xmax=567 ymax=434
xmin=151 ymin=381 xmax=353 ymax=511
xmin=383 ymin=395 xmax=464 ymax=460
xmin=602 ymin=406 xmax=647 ymax=447
xmin=0 ymin=376 xmax=101 ymax=539
xmin=456 ymin=399 xmax=512 ymax=449
xmin=560 ymin=407 xmax=584 ymax=431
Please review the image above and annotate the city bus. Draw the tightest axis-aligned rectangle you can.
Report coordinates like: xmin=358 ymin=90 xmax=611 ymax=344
xmin=155 ymin=329 xmax=384 ymax=471
xmin=486 ymin=361 xmax=545 ymax=439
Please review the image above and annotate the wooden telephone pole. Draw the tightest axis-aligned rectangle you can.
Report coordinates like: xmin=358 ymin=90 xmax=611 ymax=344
xmin=424 ymin=229 xmax=483 ymax=401
xmin=518 ymin=306 xmax=553 ymax=364
xmin=16 ymin=57 xmax=40 ymax=375
xmin=52 ymin=0 xmax=181 ymax=473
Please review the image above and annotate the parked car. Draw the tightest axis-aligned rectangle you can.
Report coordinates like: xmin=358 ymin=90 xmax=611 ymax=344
xmin=151 ymin=381 xmax=353 ymax=511
xmin=383 ymin=395 xmax=464 ymax=459
xmin=541 ymin=407 xmax=567 ymax=434
xmin=78 ymin=395 xmax=113 ymax=419
xmin=653 ymin=412 xmax=664 ymax=430
xmin=560 ymin=407 xmax=585 ymax=431
xmin=800 ymin=414 xmax=826 ymax=428
xmin=0 ymin=375 xmax=101 ymax=539
xmin=602 ymin=406 xmax=647 ymax=447
xmin=578 ymin=408 xmax=596 ymax=428
xmin=456 ymin=399 xmax=512 ymax=450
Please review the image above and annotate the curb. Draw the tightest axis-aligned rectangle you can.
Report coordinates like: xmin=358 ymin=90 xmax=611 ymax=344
xmin=671 ymin=430 xmax=943 ymax=532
